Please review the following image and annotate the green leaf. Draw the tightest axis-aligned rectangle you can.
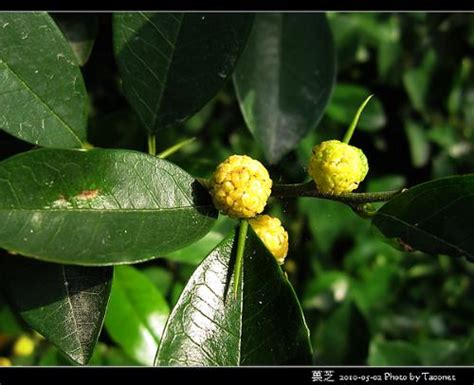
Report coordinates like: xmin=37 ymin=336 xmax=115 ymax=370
xmin=416 ymin=339 xmax=462 ymax=365
xmin=351 ymin=264 xmax=402 ymax=317
xmin=0 ymin=148 xmax=217 ymax=265
xmin=0 ymin=12 xmax=87 ymax=148
xmin=377 ymin=37 xmax=402 ymax=81
xmin=105 ymin=265 xmax=169 ymax=366
xmin=0 ymin=255 xmax=112 ymax=365
xmin=0 ymin=290 xmax=24 ymax=336
xmin=403 ymin=49 xmax=436 ymax=114
xmin=52 ymin=14 xmax=98 ymax=66
xmin=141 ymin=266 xmax=173 ymax=296
xmin=372 ymin=175 xmax=474 ymax=260
xmin=233 ymin=13 xmax=336 ymax=164
xmin=38 ymin=343 xmax=139 ymax=366
xmin=432 ymin=151 xmax=457 ymax=179
xmin=326 ymin=84 xmax=386 ymax=132
xmin=457 ymin=332 xmax=474 ymax=365
xmin=404 ymin=120 xmax=430 ymax=168
xmin=164 ymin=214 xmax=235 ymax=265
xmin=326 ymin=13 xmax=361 ymax=71
xmin=169 ymin=281 xmax=185 ymax=309
xmin=314 ymin=300 xmax=370 ymax=365
xmin=38 ymin=345 xmax=74 ymax=366
xmin=427 ymin=124 xmax=458 ymax=150
xmin=370 ymin=337 xmax=465 ymax=366
xmin=113 ymin=13 xmax=253 ymax=133
xmin=155 ymin=227 xmax=312 ymax=366
xmin=368 ymin=340 xmax=421 ymax=365
xmin=447 ymin=57 xmax=471 ymax=116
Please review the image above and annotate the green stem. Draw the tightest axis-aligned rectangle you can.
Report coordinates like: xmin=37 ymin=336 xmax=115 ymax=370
xmin=157 ymin=137 xmax=196 ymax=159
xmin=349 ymin=203 xmax=378 ymax=218
xmin=233 ymin=219 xmax=248 ymax=300
xmin=197 ymin=176 xmax=404 ymax=205
xmin=271 ymin=181 xmax=405 ymax=203
xmin=148 ymin=134 xmax=156 ymax=156
xmin=343 ymin=94 xmax=374 ymax=144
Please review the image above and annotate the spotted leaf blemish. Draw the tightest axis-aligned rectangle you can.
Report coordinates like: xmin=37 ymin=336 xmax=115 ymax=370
xmin=75 ymin=189 xmax=100 ymax=200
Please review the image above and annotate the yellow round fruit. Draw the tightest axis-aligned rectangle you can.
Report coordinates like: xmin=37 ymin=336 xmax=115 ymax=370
xmin=210 ymin=155 xmax=272 ymax=218
xmin=249 ymin=215 xmax=288 ymax=265
xmin=308 ymin=140 xmax=368 ymax=195
xmin=12 ymin=335 xmax=35 ymax=357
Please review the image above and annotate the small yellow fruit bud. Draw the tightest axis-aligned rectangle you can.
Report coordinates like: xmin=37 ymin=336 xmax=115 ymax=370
xmin=210 ymin=155 xmax=272 ymax=218
xmin=249 ymin=215 xmax=289 ymax=264
xmin=308 ymin=140 xmax=369 ymax=195
xmin=0 ymin=357 xmax=12 ymax=366
xmin=12 ymin=335 xmax=35 ymax=357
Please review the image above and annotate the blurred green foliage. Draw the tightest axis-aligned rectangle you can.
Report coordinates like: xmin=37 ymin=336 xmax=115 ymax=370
xmin=1 ymin=12 xmax=474 ymax=366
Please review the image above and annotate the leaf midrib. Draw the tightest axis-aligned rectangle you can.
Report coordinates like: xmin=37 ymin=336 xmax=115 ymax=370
xmin=61 ymin=265 xmax=86 ymax=363
xmin=146 ymin=12 xmax=184 ymax=131
xmin=267 ymin=14 xmax=283 ymax=159
xmin=376 ymin=212 xmax=472 ymax=258
xmin=0 ymin=61 xmax=83 ymax=146
xmin=0 ymin=205 xmax=213 ymax=213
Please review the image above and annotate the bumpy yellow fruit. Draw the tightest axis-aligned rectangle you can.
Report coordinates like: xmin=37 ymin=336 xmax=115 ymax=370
xmin=249 ymin=215 xmax=288 ymax=265
xmin=210 ymin=155 xmax=272 ymax=218
xmin=12 ymin=335 xmax=35 ymax=357
xmin=308 ymin=140 xmax=368 ymax=195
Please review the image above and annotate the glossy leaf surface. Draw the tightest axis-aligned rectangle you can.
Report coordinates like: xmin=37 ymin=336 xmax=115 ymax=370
xmin=113 ymin=13 xmax=253 ymax=132
xmin=0 ymin=148 xmax=217 ymax=265
xmin=373 ymin=175 xmax=474 ymax=260
xmin=0 ymin=255 xmax=112 ymax=365
xmin=0 ymin=13 xmax=87 ymax=148
xmin=156 ymin=227 xmax=312 ymax=366
xmin=234 ymin=13 xmax=335 ymax=164
xmin=105 ymin=265 xmax=169 ymax=365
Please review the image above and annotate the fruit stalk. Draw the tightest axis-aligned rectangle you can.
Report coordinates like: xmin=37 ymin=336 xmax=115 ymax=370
xmin=148 ymin=134 xmax=157 ymax=156
xmin=233 ymin=219 xmax=248 ymax=300
xmin=271 ymin=181 xmax=405 ymax=203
